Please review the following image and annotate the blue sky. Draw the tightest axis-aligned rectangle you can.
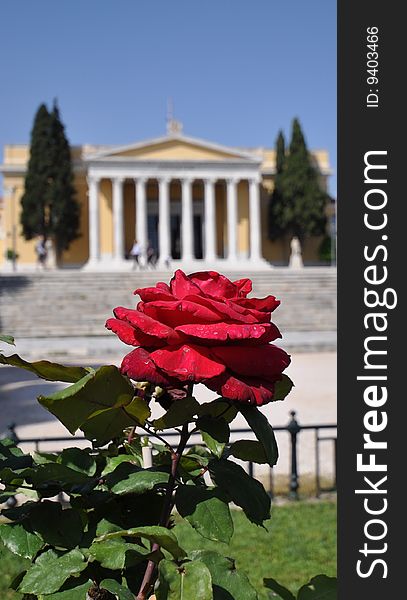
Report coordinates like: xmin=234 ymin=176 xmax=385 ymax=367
xmin=1 ymin=0 xmax=336 ymax=194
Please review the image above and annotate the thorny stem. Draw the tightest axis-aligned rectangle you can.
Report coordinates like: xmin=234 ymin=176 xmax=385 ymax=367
xmin=136 ymin=421 xmax=191 ymax=600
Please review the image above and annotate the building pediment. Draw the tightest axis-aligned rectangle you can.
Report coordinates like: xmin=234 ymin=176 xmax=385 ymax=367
xmin=85 ymin=134 xmax=260 ymax=164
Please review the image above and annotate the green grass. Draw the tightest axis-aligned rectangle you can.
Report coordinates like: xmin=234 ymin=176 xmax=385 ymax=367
xmin=0 ymin=501 xmax=336 ymax=599
xmin=176 ymin=500 xmax=337 ymax=598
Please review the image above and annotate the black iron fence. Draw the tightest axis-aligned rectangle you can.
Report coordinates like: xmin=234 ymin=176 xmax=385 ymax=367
xmin=5 ymin=410 xmax=337 ymax=499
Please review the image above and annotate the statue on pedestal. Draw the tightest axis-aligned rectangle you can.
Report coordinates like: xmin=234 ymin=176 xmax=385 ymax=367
xmin=289 ymin=236 xmax=303 ymax=269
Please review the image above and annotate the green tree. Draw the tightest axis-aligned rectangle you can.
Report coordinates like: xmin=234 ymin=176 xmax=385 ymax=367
xmin=268 ymin=130 xmax=286 ymax=240
xmin=48 ymin=101 xmax=80 ymax=257
xmin=20 ymin=101 xmax=80 ymax=260
xmin=20 ymin=103 xmax=53 ymax=240
xmin=268 ymin=118 xmax=329 ymax=247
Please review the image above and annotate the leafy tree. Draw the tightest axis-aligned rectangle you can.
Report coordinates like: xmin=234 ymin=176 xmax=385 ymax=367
xmin=20 ymin=101 xmax=80 ymax=259
xmin=268 ymin=118 xmax=329 ymax=245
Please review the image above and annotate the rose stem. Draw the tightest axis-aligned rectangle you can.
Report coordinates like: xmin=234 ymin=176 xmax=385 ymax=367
xmin=136 ymin=420 xmax=191 ymax=600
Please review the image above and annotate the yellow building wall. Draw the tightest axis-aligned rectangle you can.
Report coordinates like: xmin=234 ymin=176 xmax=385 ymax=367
xmin=215 ymin=183 xmax=226 ymax=258
xmin=237 ymin=181 xmax=249 ymax=257
xmin=124 ymin=181 xmax=136 ymax=255
xmin=0 ymin=175 xmax=37 ymax=266
xmin=99 ymin=179 xmax=113 ymax=257
xmin=61 ymin=175 xmax=89 ymax=266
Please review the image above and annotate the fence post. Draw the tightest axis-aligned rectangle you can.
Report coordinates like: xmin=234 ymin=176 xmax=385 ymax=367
xmin=8 ymin=423 xmax=19 ymax=444
xmin=287 ymin=410 xmax=301 ymax=500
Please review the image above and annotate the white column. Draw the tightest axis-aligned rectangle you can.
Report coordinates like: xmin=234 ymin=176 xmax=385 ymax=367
xmin=87 ymin=176 xmax=100 ymax=263
xmin=181 ymin=178 xmax=194 ymax=261
xmin=158 ymin=177 xmax=171 ymax=264
xmin=249 ymin=177 xmax=262 ymax=261
xmin=226 ymin=178 xmax=238 ymax=262
xmin=112 ymin=177 xmax=125 ymax=261
xmin=204 ymin=178 xmax=216 ymax=262
xmin=135 ymin=177 xmax=148 ymax=260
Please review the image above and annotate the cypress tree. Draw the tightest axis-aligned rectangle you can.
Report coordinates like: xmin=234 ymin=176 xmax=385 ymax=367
xmin=282 ymin=118 xmax=328 ymax=241
xmin=268 ymin=130 xmax=286 ymax=240
xmin=20 ymin=101 xmax=80 ymax=260
xmin=20 ymin=104 xmax=53 ymax=239
xmin=48 ymin=100 xmax=80 ymax=257
xmin=268 ymin=118 xmax=329 ymax=246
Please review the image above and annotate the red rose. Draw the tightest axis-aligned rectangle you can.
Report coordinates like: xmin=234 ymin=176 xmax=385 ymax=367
xmin=106 ymin=270 xmax=290 ymax=406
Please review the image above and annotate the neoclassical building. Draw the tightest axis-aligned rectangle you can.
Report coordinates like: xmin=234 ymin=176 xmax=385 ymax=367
xmin=0 ymin=126 xmax=331 ymax=270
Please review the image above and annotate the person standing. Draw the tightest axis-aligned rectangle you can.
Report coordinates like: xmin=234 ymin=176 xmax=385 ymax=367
xmin=146 ymin=242 xmax=157 ymax=269
xmin=35 ymin=235 xmax=47 ymax=270
xmin=129 ymin=239 xmax=142 ymax=270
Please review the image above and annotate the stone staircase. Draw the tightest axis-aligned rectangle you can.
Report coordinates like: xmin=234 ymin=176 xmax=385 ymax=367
xmin=0 ymin=268 xmax=336 ymax=338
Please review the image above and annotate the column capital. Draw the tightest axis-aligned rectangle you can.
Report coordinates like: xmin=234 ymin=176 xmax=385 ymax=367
xmin=204 ymin=177 xmax=217 ymax=185
xmin=158 ymin=176 xmax=171 ymax=185
xmin=87 ymin=175 xmax=101 ymax=185
xmin=134 ymin=176 xmax=148 ymax=185
xmin=226 ymin=177 xmax=239 ymax=186
xmin=181 ymin=176 xmax=194 ymax=185
xmin=248 ymin=175 xmax=262 ymax=185
xmin=113 ymin=176 xmax=124 ymax=185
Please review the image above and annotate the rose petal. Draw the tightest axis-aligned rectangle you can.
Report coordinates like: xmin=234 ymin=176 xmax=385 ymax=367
xmin=170 ymin=269 xmax=203 ymax=299
xmin=211 ymin=344 xmax=291 ymax=380
xmin=105 ymin=318 xmax=164 ymax=348
xmin=189 ymin=271 xmax=240 ymax=298
xmin=150 ymin=344 xmax=226 ymax=382
xmin=233 ymin=278 xmax=253 ymax=297
xmin=121 ymin=347 xmax=177 ymax=385
xmin=174 ymin=322 xmax=281 ymax=345
xmin=141 ymin=299 xmax=223 ymax=327
xmin=233 ymin=295 xmax=280 ymax=313
xmin=114 ymin=306 xmax=182 ymax=344
xmin=134 ymin=286 xmax=174 ymax=302
xmin=206 ymin=371 xmax=280 ymax=406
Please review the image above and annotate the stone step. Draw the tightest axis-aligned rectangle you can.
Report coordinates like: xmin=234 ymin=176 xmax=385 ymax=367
xmin=0 ymin=269 xmax=337 ymax=339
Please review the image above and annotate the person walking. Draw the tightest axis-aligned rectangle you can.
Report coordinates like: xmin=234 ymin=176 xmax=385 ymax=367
xmin=129 ymin=239 xmax=142 ymax=270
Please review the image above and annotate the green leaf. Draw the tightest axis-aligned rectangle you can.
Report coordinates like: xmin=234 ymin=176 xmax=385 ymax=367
xmin=153 ymin=397 xmax=201 ymax=429
xmin=239 ymin=405 xmax=279 ymax=467
xmin=229 ymin=440 xmax=267 ymax=464
xmin=297 ymin=575 xmax=337 ymax=600
xmin=0 ymin=438 xmax=33 ymax=471
xmin=18 ymin=549 xmax=87 ymax=595
xmin=58 ymin=448 xmax=97 ymax=476
xmin=40 ymin=578 xmax=94 ymax=600
xmin=175 ymin=485 xmax=233 ymax=544
xmin=209 ymin=459 xmax=271 ymax=526
xmin=28 ymin=501 xmax=84 ymax=549
xmin=263 ymin=578 xmax=295 ymax=600
xmin=96 ymin=525 xmax=186 ymax=560
xmin=0 ymin=333 xmax=15 ymax=345
xmin=273 ymin=375 xmax=294 ymax=401
xmin=193 ymin=550 xmax=258 ymax=600
xmin=124 ymin=395 xmax=151 ymax=424
xmin=29 ymin=462 xmax=92 ymax=487
xmin=100 ymin=579 xmax=135 ymax=600
xmin=104 ymin=462 xmax=169 ymax=495
xmin=0 ymin=352 xmax=89 ymax=382
xmin=197 ymin=416 xmax=229 ymax=459
xmin=102 ymin=454 xmax=141 ymax=476
xmin=87 ymin=537 xmax=152 ymax=570
xmin=156 ymin=558 xmax=213 ymax=600
xmin=80 ymin=407 xmax=133 ymax=445
xmin=38 ymin=365 xmax=134 ymax=435
xmin=0 ymin=523 xmax=43 ymax=559
xmin=198 ymin=398 xmax=238 ymax=423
